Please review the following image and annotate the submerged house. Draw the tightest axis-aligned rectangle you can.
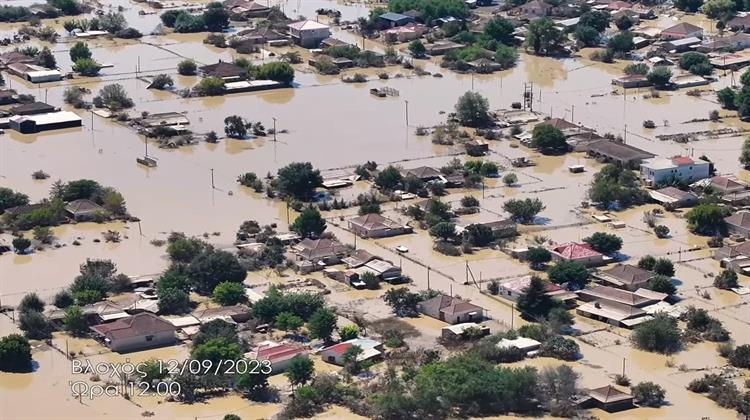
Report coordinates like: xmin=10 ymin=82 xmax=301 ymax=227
xmin=288 ymin=20 xmax=331 ymax=48
xmin=65 ymin=199 xmax=104 ymax=221
xmin=419 ymin=294 xmax=485 ymax=324
xmin=291 ymin=238 xmax=349 ymax=273
xmin=9 ymin=111 xmax=82 ymax=134
xmin=90 ymin=313 xmax=176 ymax=353
xmin=550 ymin=242 xmax=606 ymax=266
xmin=199 ymin=61 xmax=247 ymax=81
xmin=245 ymin=340 xmax=308 ymax=372
xmin=593 ymin=264 xmax=656 ymax=291
xmin=320 ymin=338 xmax=383 ymax=365
xmin=579 ymin=385 xmax=634 ymax=412
xmin=348 ymin=213 xmax=412 ymax=238
xmin=576 ymin=285 xmax=667 ymax=327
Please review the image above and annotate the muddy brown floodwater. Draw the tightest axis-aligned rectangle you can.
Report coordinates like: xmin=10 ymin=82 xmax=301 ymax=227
xmin=1 ymin=1 xmax=750 ymax=419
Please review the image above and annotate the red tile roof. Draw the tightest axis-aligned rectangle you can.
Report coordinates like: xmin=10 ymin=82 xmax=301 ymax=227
xmin=551 ymin=242 xmax=602 ymax=259
xmin=671 ymin=156 xmax=694 ymax=166
xmin=322 ymin=342 xmax=352 ymax=356
xmin=257 ymin=343 xmax=307 ymax=364
xmin=90 ymin=313 xmax=175 ymax=340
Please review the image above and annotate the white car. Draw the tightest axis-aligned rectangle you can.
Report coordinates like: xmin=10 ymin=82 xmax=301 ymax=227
xmin=396 ymin=245 xmax=409 ymax=253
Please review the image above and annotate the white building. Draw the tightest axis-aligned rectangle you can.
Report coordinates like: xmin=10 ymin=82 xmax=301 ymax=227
xmin=640 ymin=156 xmax=711 ymax=187
xmin=288 ymin=20 xmax=331 ymax=48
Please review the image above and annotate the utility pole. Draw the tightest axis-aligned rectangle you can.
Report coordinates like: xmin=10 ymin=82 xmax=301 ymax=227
xmin=570 ymin=105 xmax=574 ymax=122
xmin=272 ymin=117 xmax=277 ymax=142
xmin=286 ymin=200 xmax=290 ymax=224
xmin=427 ymin=266 xmax=431 ymax=290
xmin=511 ymin=304 xmax=514 ymax=329
xmin=405 ymin=99 xmax=410 ymax=125
xmin=471 ymin=72 xmax=474 ymax=91
xmin=210 ymin=168 xmax=215 ymax=189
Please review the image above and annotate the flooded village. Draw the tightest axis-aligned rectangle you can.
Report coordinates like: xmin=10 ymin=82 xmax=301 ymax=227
xmin=1 ymin=0 xmax=750 ymax=419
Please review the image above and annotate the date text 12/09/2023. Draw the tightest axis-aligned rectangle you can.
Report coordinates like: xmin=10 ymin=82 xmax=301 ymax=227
xmin=69 ymin=358 xmax=273 ymax=400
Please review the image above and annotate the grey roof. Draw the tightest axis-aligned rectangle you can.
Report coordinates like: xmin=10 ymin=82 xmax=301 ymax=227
xmin=584 ymin=139 xmax=655 ymax=161
xmin=599 ymin=264 xmax=654 ymax=286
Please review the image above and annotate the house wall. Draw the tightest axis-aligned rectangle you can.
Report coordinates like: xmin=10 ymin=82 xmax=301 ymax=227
xmin=108 ymin=330 xmax=175 ymax=352
xmin=640 ymin=162 xmax=710 ymax=185
xmin=443 ymin=310 xmax=479 ymax=324
xmin=320 ymin=350 xmax=344 ymax=365
xmin=296 ymin=28 xmax=331 ymax=48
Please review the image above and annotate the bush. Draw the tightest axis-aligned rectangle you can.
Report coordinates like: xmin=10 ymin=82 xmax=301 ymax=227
xmin=646 ymin=275 xmax=676 ymax=295
xmin=540 ymin=336 xmax=579 ymax=361
xmin=654 ymin=225 xmax=670 ymax=238
xmin=256 ymin=62 xmax=295 ymax=84
xmin=178 ymin=59 xmax=197 ymax=75
xmin=19 ymin=310 xmax=51 ymax=339
xmin=212 ymin=281 xmax=246 ymax=306
xmin=150 ymin=74 xmax=174 ymax=90
xmin=460 ymin=195 xmax=479 ymax=208
xmin=115 ymin=27 xmax=142 ymax=39
xmin=652 ymin=258 xmax=674 ymax=277
xmin=647 ymin=67 xmax=672 ymax=89
xmin=194 ymin=77 xmax=226 ymax=96
xmin=94 ymin=84 xmax=133 ymax=110
xmin=729 ymin=344 xmax=750 ymax=368
xmin=632 ymin=314 xmax=681 ymax=353
xmin=18 ymin=293 xmax=44 ymax=314
xmin=713 ymin=270 xmax=738 ymax=290
xmin=631 ymin=381 xmax=666 ymax=407
xmin=503 ymin=198 xmax=545 ymax=224
xmin=548 ymin=260 xmax=589 ymax=289
xmin=455 ymin=91 xmax=490 ymax=127
xmin=582 ymin=232 xmax=622 ymax=254
xmin=531 ymin=124 xmax=567 ymax=154
xmin=12 ymin=237 xmax=31 ymax=253
xmin=502 ymin=172 xmax=517 ymax=186
xmin=0 ymin=334 xmax=32 ymax=372
xmin=73 ymin=58 xmax=102 ymax=76
xmin=69 ymin=41 xmax=91 ymax=62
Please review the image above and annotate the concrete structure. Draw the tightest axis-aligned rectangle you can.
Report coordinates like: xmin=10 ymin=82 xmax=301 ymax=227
xmin=582 ymin=139 xmax=655 ymax=168
xmin=576 ymin=285 xmax=667 ymax=327
xmin=245 ymin=341 xmax=308 ymax=372
xmin=496 ymin=337 xmax=542 ymax=354
xmin=696 ymin=33 xmax=750 ymax=52
xmin=192 ymin=305 xmax=251 ymax=324
xmin=90 ymin=313 xmax=176 ymax=353
xmin=288 ymin=20 xmax=331 ymax=48
xmin=648 ymin=186 xmax=698 ymax=208
xmin=661 ymin=22 xmax=703 ymax=40
xmin=382 ymin=24 xmax=426 ymax=42
xmin=663 ymin=36 xmax=702 ymax=52
xmin=593 ymin=264 xmax=656 ymax=291
xmin=639 ymin=156 xmax=711 ymax=187
xmin=7 ymin=63 xmax=62 ymax=83
xmin=725 ymin=211 xmax=750 ymax=237
xmin=291 ymin=238 xmax=348 ymax=273
xmin=345 ymin=258 xmax=403 ymax=286
xmin=11 ymin=102 xmax=57 ymax=115
xmin=549 ymin=242 xmax=605 ymax=266
xmin=320 ymin=338 xmax=383 ymax=365
xmin=419 ymin=294 xmax=484 ymax=324
xmin=693 ymin=175 xmax=748 ymax=194
xmin=348 ymin=213 xmax=412 ymax=238
xmin=9 ymin=111 xmax=82 ymax=134
xmin=516 ymin=0 xmax=553 ymax=18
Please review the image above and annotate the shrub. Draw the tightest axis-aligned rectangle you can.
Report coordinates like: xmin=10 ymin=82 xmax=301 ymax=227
xmin=177 ymin=59 xmax=197 ymax=76
xmin=632 ymin=314 xmax=681 ymax=353
xmin=94 ymin=84 xmax=133 ymax=110
xmin=73 ymin=58 xmax=102 ymax=76
xmin=540 ymin=336 xmax=579 ymax=361
xmin=631 ymin=381 xmax=666 ymax=407
xmin=713 ymin=270 xmax=738 ymax=290
xmin=150 ymin=74 xmax=173 ymax=90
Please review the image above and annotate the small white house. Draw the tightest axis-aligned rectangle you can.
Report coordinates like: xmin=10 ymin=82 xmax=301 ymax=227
xmin=640 ymin=156 xmax=711 ymax=187
xmin=288 ymin=20 xmax=331 ymax=48
xmin=320 ymin=338 xmax=383 ymax=365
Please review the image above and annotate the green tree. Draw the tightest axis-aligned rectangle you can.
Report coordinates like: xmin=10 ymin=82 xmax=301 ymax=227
xmin=53 ymin=290 xmax=74 ymax=308
xmin=429 ymin=221 xmax=456 ymax=241
xmin=191 ymin=337 xmax=242 ymax=364
xmin=454 ymin=91 xmax=490 ymax=127
xmin=157 ymin=287 xmax=191 ymax=315
xmin=194 ymin=76 xmax=225 ymax=96
xmin=646 ymin=275 xmax=676 ymax=295
xmin=729 ymin=344 xmax=750 ymax=368
xmin=99 ymin=11 xmax=126 ymax=33
xmin=276 ymin=162 xmax=323 ymax=201
xmin=652 ymin=258 xmax=675 ymax=277
xmin=548 ymin=260 xmax=589 ymax=289
xmin=275 ymin=311 xmax=304 ymax=331
xmin=213 ymin=281 xmax=247 ymax=305
xmin=525 ymin=18 xmax=563 ymax=55
xmin=73 ymin=58 xmax=102 ymax=76
xmin=150 ymin=74 xmax=173 ymax=90
xmin=408 ymin=39 xmax=426 ymax=57
xmin=540 ymin=336 xmax=580 ymax=361
xmin=713 ymin=269 xmax=739 ymax=289
xmin=718 ymin=87 xmax=737 ymax=110
xmin=166 ymin=237 xmax=205 ymax=263
xmin=503 ymin=198 xmax=545 ymax=224
xmin=531 ymin=124 xmax=567 ymax=154
xmin=740 ymin=137 xmax=750 ymax=168
xmin=360 ymin=271 xmax=381 ymax=290
xmin=516 ymin=275 xmax=559 ymax=319
xmin=538 ymin=365 xmax=579 ymax=417
xmin=374 ymin=165 xmax=403 ymax=190
xmin=494 ymin=45 xmax=518 ymax=69
xmin=631 ymin=381 xmax=666 ymax=407
xmin=624 ymin=63 xmax=648 ymax=76
xmin=701 ymin=0 xmax=736 ymax=19
xmin=0 ymin=334 xmax=32 ymax=372
xmin=485 ymin=16 xmax=514 ymax=44
xmin=588 ymin=164 xmax=644 ymax=208
xmin=607 ymin=31 xmax=634 ymax=53
xmin=193 ymin=319 xmax=240 ymax=347
xmin=95 ymin=83 xmax=133 ymax=109
xmin=632 ymin=314 xmax=681 ymax=353
xmin=359 ymin=200 xmax=381 ymax=215
xmin=383 ymin=287 xmax=421 ymax=316
xmin=235 ymin=370 xmax=269 ymax=400
xmin=187 ymin=250 xmax=246 ymax=295
xmin=615 ymin=15 xmax=634 ymax=30
xmin=18 ymin=293 xmax=44 ymax=314
xmin=224 ymin=115 xmax=247 ymax=138
xmin=69 ymin=41 xmax=91 ymax=62
xmin=63 ymin=306 xmax=89 ymax=337
xmin=526 ymin=247 xmax=552 ymax=269
xmin=339 ymin=325 xmax=359 ymax=341
xmin=257 ymin=62 xmax=295 ymax=84
xmin=686 ymin=204 xmax=726 ymax=235
xmin=36 ymin=47 xmax=56 ymax=69
xmin=574 ymin=25 xmax=600 ymax=47
xmin=0 ymin=187 xmax=29 ymax=212
xmin=290 ymin=207 xmax=326 ymax=238
xmin=675 ymin=0 xmax=704 ymax=11
xmin=308 ymin=307 xmax=337 ymax=342
xmin=463 ymin=223 xmax=494 ymax=247
xmin=174 ymin=13 xmax=205 ymax=33
xmin=19 ymin=310 xmax=51 ymax=339
xmin=638 ymin=255 xmax=656 ymax=270
xmin=12 ymin=237 xmax=31 ymax=253
xmin=582 ymin=232 xmax=623 ymax=254
xmin=579 ymin=10 xmax=610 ymax=32
xmin=286 ymin=356 xmax=315 ymax=390
xmin=178 ymin=59 xmax=197 ymax=75
xmin=202 ymin=3 xmax=229 ymax=31
xmin=647 ymin=67 xmax=672 ymax=89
